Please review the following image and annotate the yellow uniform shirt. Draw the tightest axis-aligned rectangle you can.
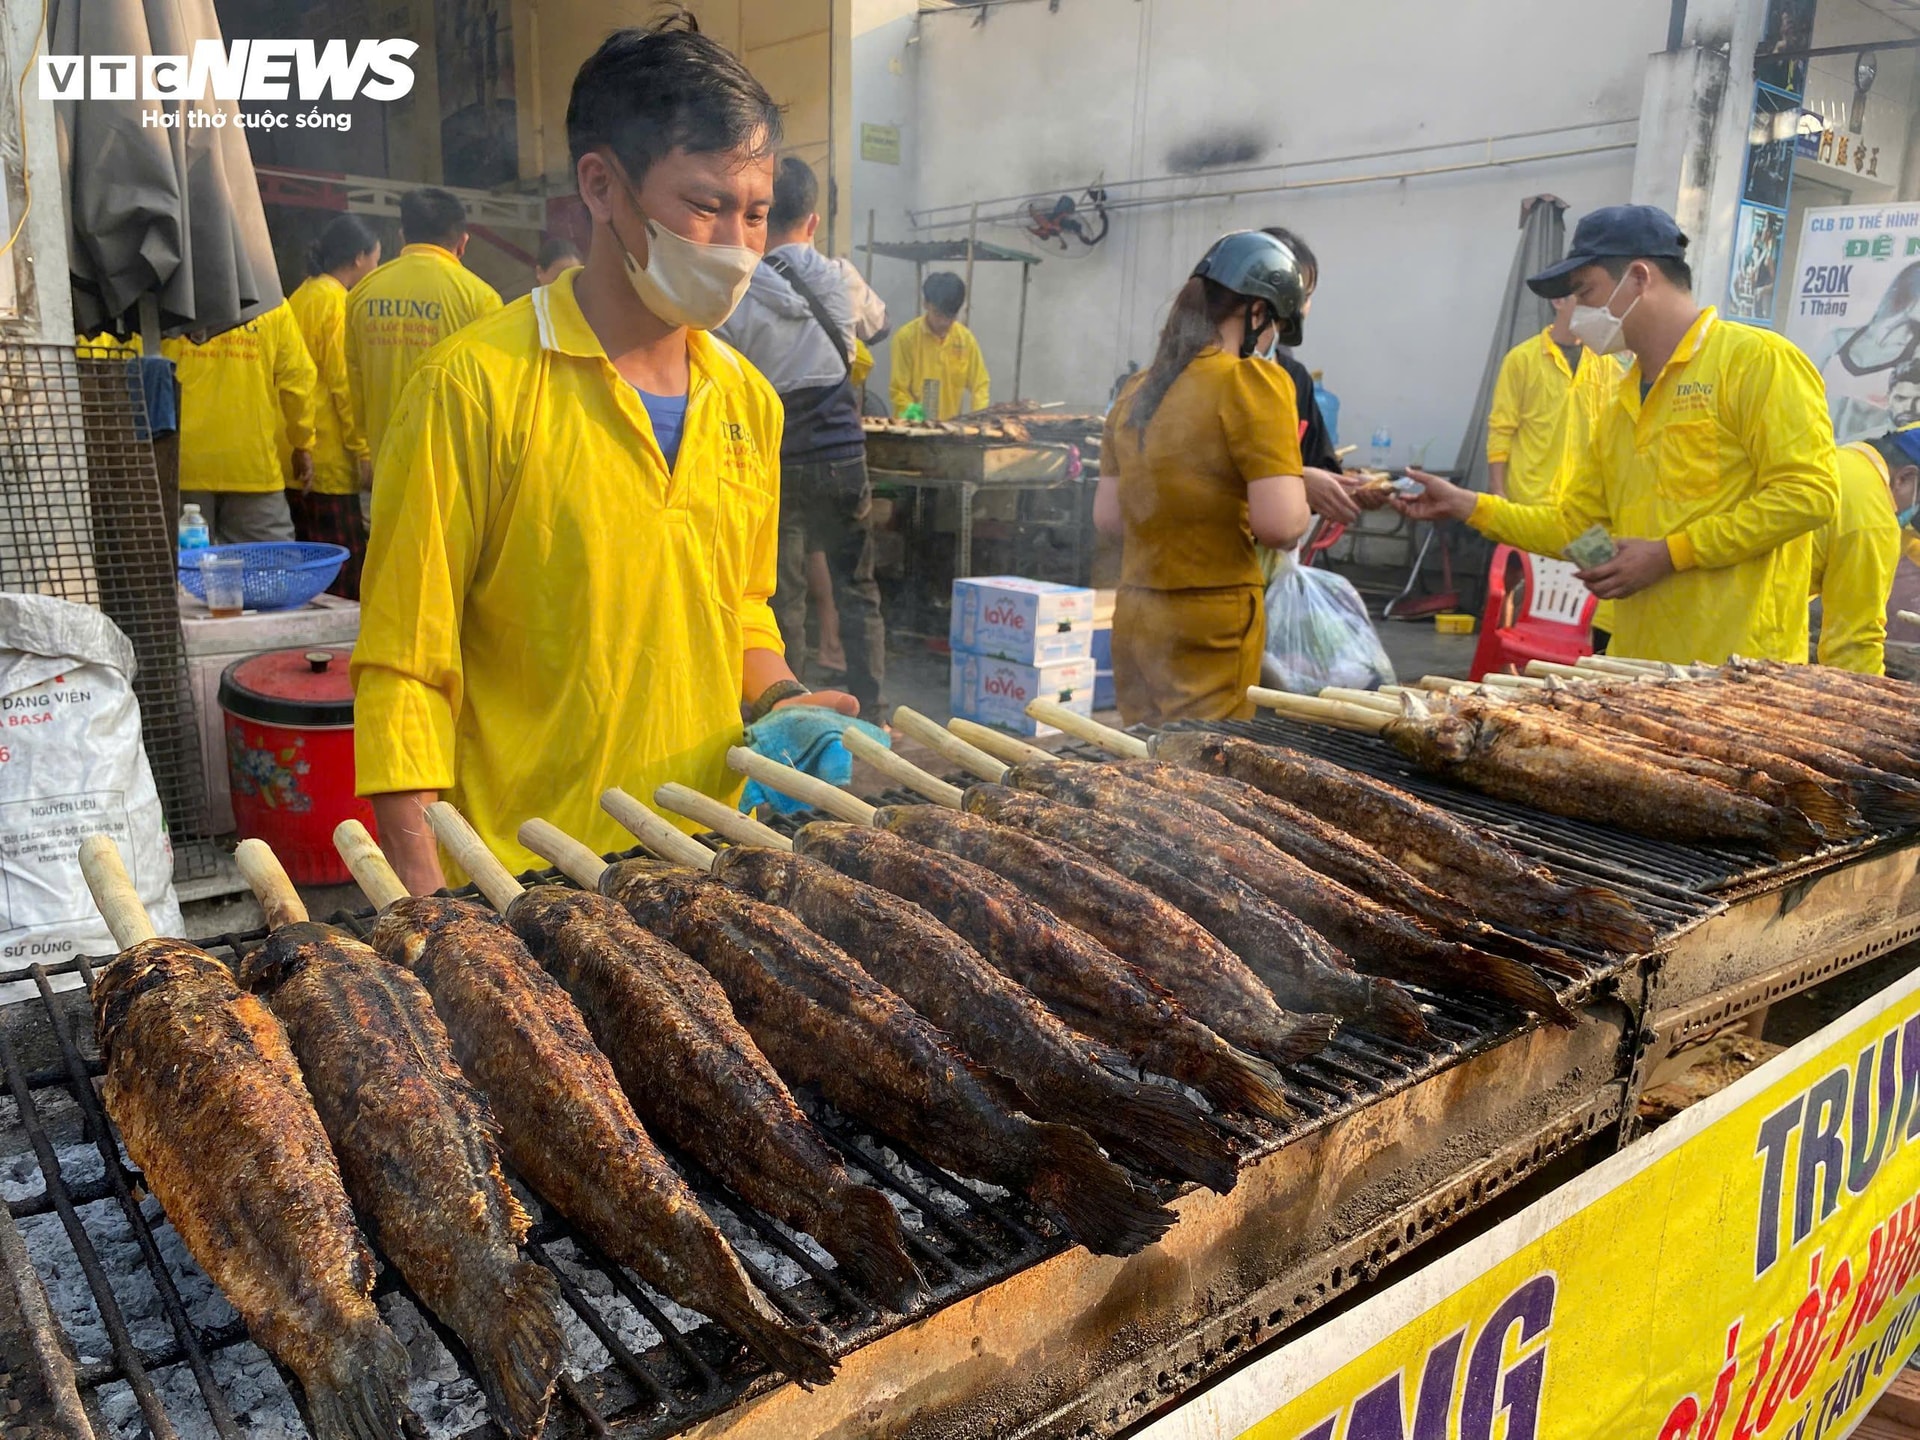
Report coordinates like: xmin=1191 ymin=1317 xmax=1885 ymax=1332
xmin=345 ymin=243 xmax=502 ymax=464
xmin=851 ymin=335 xmax=874 ymax=388
xmin=1469 ymin=308 xmax=1838 ymax=666
xmin=77 ymin=332 xmax=141 ymax=356
xmin=1486 ymin=328 xmax=1620 ymax=506
xmin=1810 ymin=442 xmax=1901 ymax=675
xmin=162 ymin=302 xmax=318 ymax=494
xmin=287 ymin=274 xmax=369 ymax=496
xmin=352 ymin=271 xmax=785 ymax=875
xmin=888 ymin=316 xmax=990 ymax=419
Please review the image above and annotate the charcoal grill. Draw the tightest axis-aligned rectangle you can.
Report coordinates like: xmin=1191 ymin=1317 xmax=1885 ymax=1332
xmin=0 ymin=713 xmax=1915 ymax=1440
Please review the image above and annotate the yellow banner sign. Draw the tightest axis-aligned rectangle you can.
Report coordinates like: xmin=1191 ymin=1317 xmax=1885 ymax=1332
xmin=1140 ymin=970 xmax=1920 ymax=1440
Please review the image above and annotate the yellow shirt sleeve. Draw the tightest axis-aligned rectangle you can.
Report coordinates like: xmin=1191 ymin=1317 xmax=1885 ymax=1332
xmin=1221 ymin=359 xmax=1305 ymax=480
xmin=1470 ymin=407 xmax=1608 ymax=557
xmin=963 ymin=330 xmax=990 ymax=410
xmin=352 ymin=362 xmax=490 ymax=796
xmin=1671 ymin=339 xmax=1839 ymax=572
xmin=740 ymin=397 xmax=785 ymax=659
xmin=1816 ymin=517 xmax=1898 ymax=674
xmin=345 ymin=304 xmax=367 ymax=456
xmin=1486 ymin=345 xmax=1526 ymax=464
xmin=318 ymin=290 xmax=367 ymax=461
xmin=888 ymin=322 xmax=920 ymax=417
xmin=273 ymin=307 xmax=319 ymax=453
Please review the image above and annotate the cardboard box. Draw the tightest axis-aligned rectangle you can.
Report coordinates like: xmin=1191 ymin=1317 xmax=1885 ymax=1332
xmin=950 ymin=653 xmax=1097 ymax=736
xmin=950 ymin=576 xmax=1096 ymax=665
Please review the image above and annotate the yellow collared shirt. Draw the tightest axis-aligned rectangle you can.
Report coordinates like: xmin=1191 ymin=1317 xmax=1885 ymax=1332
xmin=351 ymin=271 xmax=786 ymax=875
xmin=161 ymin=302 xmax=318 ymax=495
xmin=287 ymin=274 xmax=369 ymax=496
xmin=1810 ymin=442 xmax=1901 ymax=675
xmin=1469 ymin=307 xmax=1839 ymax=665
xmin=888 ymin=316 xmax=990 ymax=419
xmin=345 ymin=243 xmax=502 ymax=464
xmin=1486 ymin=327 xmax=1620 ymax=507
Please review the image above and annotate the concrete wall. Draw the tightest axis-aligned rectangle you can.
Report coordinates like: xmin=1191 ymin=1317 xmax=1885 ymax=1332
xmin=858 ymin=0 xmax=1671 ymax=464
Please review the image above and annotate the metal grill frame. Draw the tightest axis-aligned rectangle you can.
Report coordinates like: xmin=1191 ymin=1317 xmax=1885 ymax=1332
xmin=0 ymin=341 xmax=215 ymax=879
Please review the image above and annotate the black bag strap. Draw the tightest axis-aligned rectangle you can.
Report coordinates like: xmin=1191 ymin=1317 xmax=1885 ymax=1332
xmin=765 ymin=253 xmax=852 ymax=374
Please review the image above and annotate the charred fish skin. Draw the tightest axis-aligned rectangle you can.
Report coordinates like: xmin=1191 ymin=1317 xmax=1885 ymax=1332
xmin=240 ymin=924 xmax=564 ymax=1439
xmin=93 ymin=939 xmax=413 ymax=1440
xmin=870 ymin=803 xmax=1336 ymax=1066
xmin=366 ymin=897 xmax=836 ymax=1388
xmin=788 ymin=823 xmax=1297 ymax=1126
xmin=1150 ymin=732 xmax=1655 ymax=955
xmin=1003 ymin=759 xmax=1572 ymax=1022
xmin=505 ymin=886 xmax=925 ymax=1312
xmin=599 ymin=860 xmax=1176 ymax=1257
xmin=712 ymin=846 xmax=1239 ymax=1195
xmin=957 ymin=785 xmax=1429 ymax=1042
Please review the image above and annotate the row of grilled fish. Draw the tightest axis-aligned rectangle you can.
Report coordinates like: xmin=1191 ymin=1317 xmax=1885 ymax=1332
xmin=1381 ymin=660 xmax=1920 ymax=855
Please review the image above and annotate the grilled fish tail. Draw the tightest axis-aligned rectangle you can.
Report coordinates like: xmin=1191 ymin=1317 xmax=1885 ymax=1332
xmin=1858 ymin=779 xmax=1920 ymax=829
xmin=470 ymin=1260 xmax=566 ymax=1439
xmin=1770 ymin=805 xmax=1827 ymax=860
xmin=1784 ymin=778 xmax=1863 ymax=841
xmin=1161 ymin=1039 xmax=1295 ymax=1125
xmin=1021 ymin=1121 xmax=1177 ymax=1256
xmin=824 ymin=1186 xmax=927 ymax=1311
xmin=304 ymin=1319 xmax=411 ymax=1440
xmin=1098 ymin=1081 xmax=1239 ymax=1194
xmin=1532 ymin=884 xmax=1655 ymax=956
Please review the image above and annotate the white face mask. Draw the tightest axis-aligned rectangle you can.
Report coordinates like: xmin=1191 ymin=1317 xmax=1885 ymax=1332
xmin=1568 ymin=270 xmax=1641 ymax=356
xmin=614 ymin=201 xmax=760 ymax=331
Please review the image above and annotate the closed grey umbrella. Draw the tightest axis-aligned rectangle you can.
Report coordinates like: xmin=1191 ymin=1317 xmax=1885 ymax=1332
xmin=54 ymin=0 xmax=280 ymax=337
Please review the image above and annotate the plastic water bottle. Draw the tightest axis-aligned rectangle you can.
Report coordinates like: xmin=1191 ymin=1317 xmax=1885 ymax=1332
xmin=177 ymin=504 xmax=209 ymax=554
xmin=1369 ymin=426 xmax=1392 ymax=473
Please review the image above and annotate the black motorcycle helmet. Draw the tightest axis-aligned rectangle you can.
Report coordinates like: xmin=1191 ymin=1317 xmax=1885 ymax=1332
xmin=1191 ymin=230 xmax=1309 ymax=353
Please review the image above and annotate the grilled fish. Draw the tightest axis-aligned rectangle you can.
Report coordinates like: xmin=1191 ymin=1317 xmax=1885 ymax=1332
xmin=1722 ymin=663 xmax=1920 ymax=743
xmin=958 ymin=784 xmax=1429 ymax=1041
xmin=1150 ymin=732 xmax=1654 ymax=954
xmin=790 ymin=822 xmax=1297 ymax=1123
xmin=599 ymin=860 xmax=1175 ymax=1256
xmin=870 ymin=803 xmax=1336 ymax=1065
xmin=367 ymin=896 xmax=835 ymax=1386
xmin=505 ymin=885 xmax=924 ymax=1311
xmin=94 ymin=940 xmax=412 ymax=1440
xmin=240 ymin=925 xmax=563 ymax=1438
xmin=713 ymin=846 xmax=1238 ymax=1193
xmin=1003 ymin=759 xmax=1571 ymax=1021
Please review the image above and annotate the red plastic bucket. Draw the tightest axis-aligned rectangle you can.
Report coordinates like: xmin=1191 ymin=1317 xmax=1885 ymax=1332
xmin=219 ymin=646 xmax=375 ymax=885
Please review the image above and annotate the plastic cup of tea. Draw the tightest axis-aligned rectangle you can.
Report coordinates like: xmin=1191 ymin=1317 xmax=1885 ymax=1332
xmin=200 ymin=553 xmax=246 ymax=617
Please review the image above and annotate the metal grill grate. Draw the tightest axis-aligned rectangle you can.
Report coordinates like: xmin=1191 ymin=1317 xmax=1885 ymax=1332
xmin=0 ymin=342 xmax=213 ymax=879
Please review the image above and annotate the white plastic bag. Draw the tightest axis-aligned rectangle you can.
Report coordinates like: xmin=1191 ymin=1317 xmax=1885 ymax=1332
xmin=1261 ymin=549 xmax=1397 ymax=694
xmin=0 ymin=596 xmax=183 ymax=991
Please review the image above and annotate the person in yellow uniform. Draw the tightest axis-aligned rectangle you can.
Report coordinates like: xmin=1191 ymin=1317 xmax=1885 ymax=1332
xmin=533 ymin=234 xmax=583 ymax=287
xmin=1809 ymin=432 xmax=1905 ymax=673
xmin=344 ymin=186 xmax=502 ymax=481
xmin=887 ymin=272 xmax=989 ymax=419
xmin=1400 ymin=206 xmax=1838 ymax=666
xmin=1094 ymin=230 xmax=1312 ymax=725
xmin=1487 ymin=296 xmax=1615 ymax=505
xmin=286 ymin=215 xmax=382 ymax=597
xmin=353 ymin=16 xmax=859 ymax=894
xmin=164 ymin=303 xmax=319 ymax=544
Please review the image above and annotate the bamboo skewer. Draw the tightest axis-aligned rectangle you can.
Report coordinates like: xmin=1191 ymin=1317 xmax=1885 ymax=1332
xmin=1316 ymin=687 xmax=1400 ymax=711
xmin=1479 ymin=672 xmax=1546 ymax=690
xmin=728 ymin=746 xmax=877 ymax=824
xmin=517 ymin=818 xmax=610 ymax=890
xmin=890 ymin=707 xmax=1009 ymax=782
xmin=80 ymin=834 xmax=158 ymax=947
xmin=425 ymin=802 xmax=526 ymax=912
xmin=840 ymin=728 xmax=966 ymax=807
xmin=1899 ymin=610 xmax=1920 ymax=628
xmin=332 ymin=821 xmax=412 ymax=910
xmin=655 ymin=782 xmax=794 ymax=849
xmin=598 ymin=788 xmax=728 ymax=870
xmin=1022 ymin=701 xmax=1149 ymax=758
xmin=1245 ymin=688 xmax=1393 ymax=735
xmin=946 ymin=717 xmax=1050 ymax=768
xmin=233 ymin=839 xmax=309 ymax=929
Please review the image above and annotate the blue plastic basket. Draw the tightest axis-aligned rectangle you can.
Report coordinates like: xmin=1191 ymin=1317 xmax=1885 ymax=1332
xmin=178 ymin=542 xmax=349 ymax=611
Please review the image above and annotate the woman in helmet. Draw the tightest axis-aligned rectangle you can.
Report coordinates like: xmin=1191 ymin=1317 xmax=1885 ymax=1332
xmin=1095 ymin=230 xmax=1312 ymax=724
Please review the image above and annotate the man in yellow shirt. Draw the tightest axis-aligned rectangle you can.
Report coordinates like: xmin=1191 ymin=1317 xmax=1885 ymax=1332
xmin=888 ymin=271 xmax=990 ymax=419
xmin=1810 ymin=431 xmax=1906 ymax=673
xmin=353 ymin=15 xmax=858 ymax=893
xmin=287 ymin=214 xmax=382 ymax=597
xmin=1486 ymin=297 xmax=1613 ymax=505
xmin=1402 ymin=205 xmax=1838 ymax=666
xmin=164 ymin=302 xmax=319 ymax=543
xmin=344 ymin=186 xmax=502 ymax=476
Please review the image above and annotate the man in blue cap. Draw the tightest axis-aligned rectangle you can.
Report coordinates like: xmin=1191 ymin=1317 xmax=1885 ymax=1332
xmin=1401 ymin=204 xmax=1839 ymax=665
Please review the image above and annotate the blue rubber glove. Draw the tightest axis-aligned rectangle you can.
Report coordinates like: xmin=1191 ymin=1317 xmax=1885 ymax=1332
xmin=740 ymin=708 xmax=892 ymax=816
